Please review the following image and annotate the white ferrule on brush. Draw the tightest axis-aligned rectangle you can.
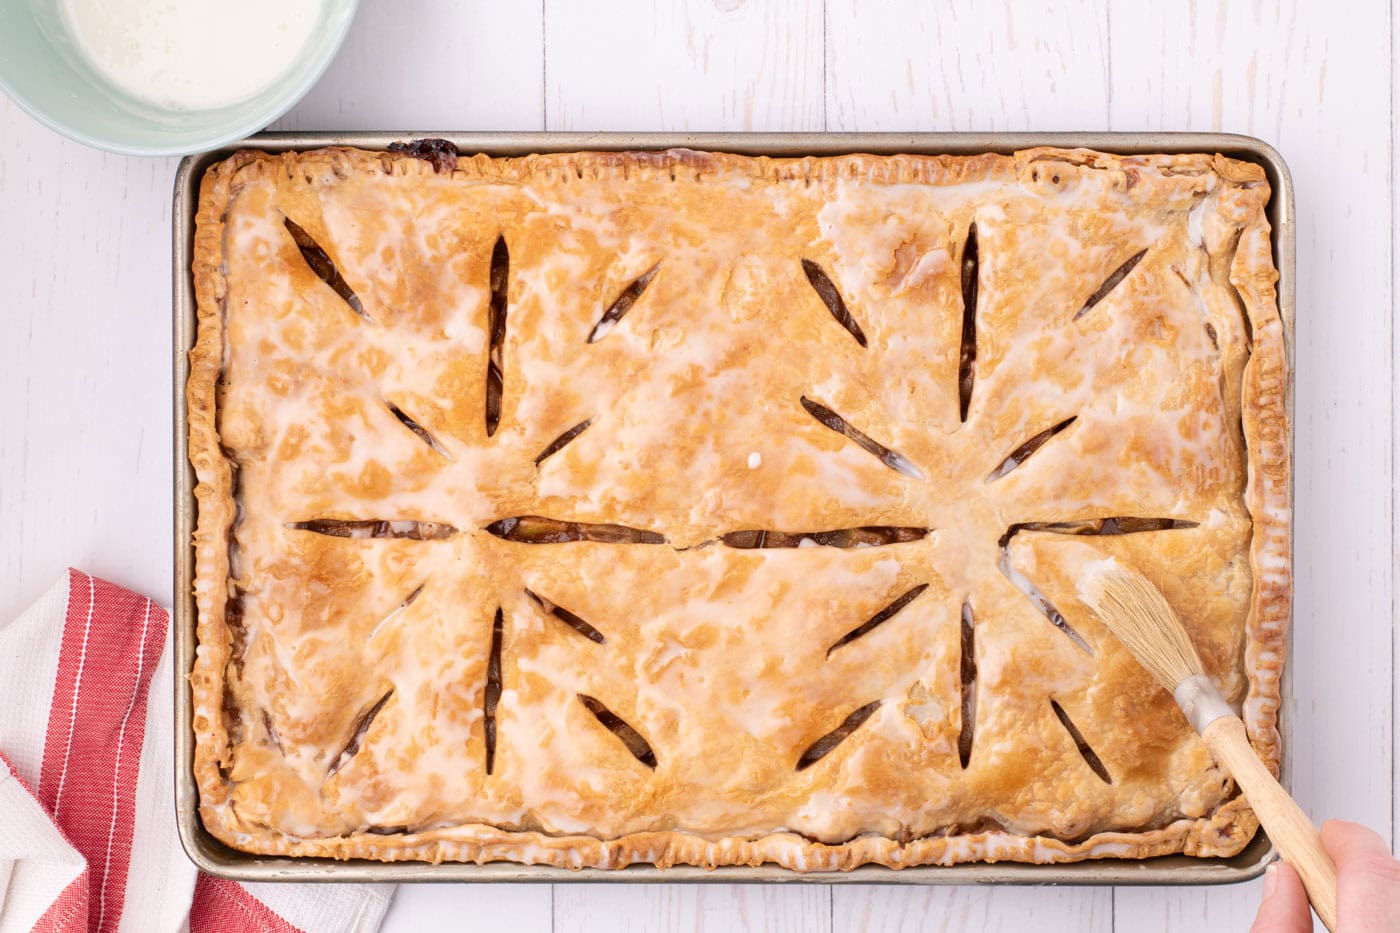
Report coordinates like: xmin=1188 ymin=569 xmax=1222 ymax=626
xmin=1172 ymin=673 xmax=1233 ymax=733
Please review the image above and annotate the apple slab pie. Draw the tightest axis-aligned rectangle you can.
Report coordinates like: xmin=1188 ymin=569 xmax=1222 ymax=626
xmin=188 ymin=144 xmax=1289 ymax=869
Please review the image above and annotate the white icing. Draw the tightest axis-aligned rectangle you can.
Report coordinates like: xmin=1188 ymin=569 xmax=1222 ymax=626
xmin=1075 ymin=556 xmax=1122 ymax=605
xmin=61 ymin=0 xmax=323 ymax=111
xmin=1187 ymin=198 xmax=1208 ymax=247
xmin=211 ymin=151 xmax=1270 ymax=857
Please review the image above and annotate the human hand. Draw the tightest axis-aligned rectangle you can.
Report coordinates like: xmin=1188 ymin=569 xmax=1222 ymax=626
xmin=1252 ymin=820 xmax=1400 ymax=931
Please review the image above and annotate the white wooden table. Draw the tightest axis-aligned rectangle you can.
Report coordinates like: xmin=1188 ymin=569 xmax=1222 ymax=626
xmin=1 ymin=1 xmax=1392 ymax=930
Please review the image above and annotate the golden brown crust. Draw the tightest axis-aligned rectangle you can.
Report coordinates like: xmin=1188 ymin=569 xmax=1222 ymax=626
xmin=188 ymin=145 xmax=1288 ymax=869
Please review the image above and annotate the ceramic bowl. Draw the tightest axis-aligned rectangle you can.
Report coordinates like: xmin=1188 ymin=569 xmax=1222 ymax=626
xmin=0 ymin=0 xmax=358 ymax=156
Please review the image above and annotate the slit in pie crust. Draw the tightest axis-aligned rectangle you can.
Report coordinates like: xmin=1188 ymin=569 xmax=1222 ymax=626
xmin=188 ymin=145 xmax=1289 ymax=870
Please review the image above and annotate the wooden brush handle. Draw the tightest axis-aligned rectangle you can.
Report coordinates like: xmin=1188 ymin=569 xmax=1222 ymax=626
xmin=1201 ymin=715 xmax=1337 ymax=932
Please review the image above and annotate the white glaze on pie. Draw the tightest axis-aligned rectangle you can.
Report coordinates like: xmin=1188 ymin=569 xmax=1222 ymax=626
xmin=188 ymin=146 xmax=1289 ymax=869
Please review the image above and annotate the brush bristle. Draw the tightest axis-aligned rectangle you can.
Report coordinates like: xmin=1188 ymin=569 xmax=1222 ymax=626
xmin=1080 ymin=560 xmax=1205 ymax=690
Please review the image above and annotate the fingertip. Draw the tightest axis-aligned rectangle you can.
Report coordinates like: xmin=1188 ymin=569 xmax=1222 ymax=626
xmin=1250 ymin=861 xmax=1312 ymax=933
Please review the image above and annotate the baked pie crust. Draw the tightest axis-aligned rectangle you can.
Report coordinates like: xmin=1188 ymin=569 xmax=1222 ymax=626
xmin=188 ymin=145 xmax=1289 ymax=870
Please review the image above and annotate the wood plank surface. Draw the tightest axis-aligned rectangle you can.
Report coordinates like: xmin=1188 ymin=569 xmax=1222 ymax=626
xmin=544 ymin=0 xmax=824 ymax=131
xmin=0 ymin=98 xmax=177 ymax=624
xmin=273 ymin=0 xmax=545 ymax=132
xmin=825 ymin=0 xmax=1112 ymax=132
xmin=554 ymin=884 xmax=831 ymax=933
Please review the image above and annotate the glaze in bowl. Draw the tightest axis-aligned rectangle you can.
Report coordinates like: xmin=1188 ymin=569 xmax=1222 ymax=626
xmin=0 ymin=0 xmax=357 ymax=156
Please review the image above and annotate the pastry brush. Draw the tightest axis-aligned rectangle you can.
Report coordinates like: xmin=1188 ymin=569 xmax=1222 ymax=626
xmin=1081 ymin=559 xmax=1336 ymax=932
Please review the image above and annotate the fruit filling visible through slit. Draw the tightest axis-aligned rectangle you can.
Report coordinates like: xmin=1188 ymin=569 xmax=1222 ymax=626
xmin=1075 ymin=248 xmax=1149 ymax=319
xmin=958 ymin=224 xmax=979 ymax=422
xmin=958 ymin=600 xmax=977 ymax=769
xmin=326 ymin=689 xmax=393 ymax=778
xmin=578 ymin=695 xmax=657 ymax=768
xmin=827 ymin=584 xmax=928 ymax=655
xmin=987 ymin=417 xmax=1077 ymax=481
xmin=997 ymin=546 xmax=1092 ymax=654
xmin=484 ymin=609 xmax=503 ymax=774
xmin=801 ymin=259 xmax=867 ymax=347
xmin=486 ymin=236 xmax=509 ymax=436
xmin=283 ymin=217 xmax=368 ymax=321
xmin=796 ymin=701 xmax=881 ymax=771
xmin=719 ymin=527 xmax=928 ymax=549
xmin=525 ymin=589 xmax=606 ymax=643
xmin=287 ymin=519 xmax=457 ymax=540
xmin=486 ymin=516 xmax=665 ymax=544
xmin=588 ymin=263 xmax=660 ymax=342
xmin=800 ymin=397 xmax=924 ymax=479
xmin=534 ymin=419 xmax=592 ymax=466
xmin=1051 ymin=699 xmax=1112 ymax=784
xmin=386 ymin=401 xmax=451 ymax=458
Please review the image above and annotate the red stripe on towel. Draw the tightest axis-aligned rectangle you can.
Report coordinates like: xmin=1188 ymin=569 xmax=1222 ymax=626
xmin=190 ymin=876 xmax=306 ymax=933
xmin=37 ymin=569 xmax=167 ymax=933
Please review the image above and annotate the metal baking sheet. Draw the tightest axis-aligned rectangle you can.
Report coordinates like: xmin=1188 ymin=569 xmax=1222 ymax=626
xmin=173 ymin=132 xmax=1295 ymax=884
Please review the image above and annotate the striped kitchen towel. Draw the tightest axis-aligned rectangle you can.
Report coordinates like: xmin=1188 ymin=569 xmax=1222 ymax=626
xmin=0 ymin=570 xmax=394 ymax=933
